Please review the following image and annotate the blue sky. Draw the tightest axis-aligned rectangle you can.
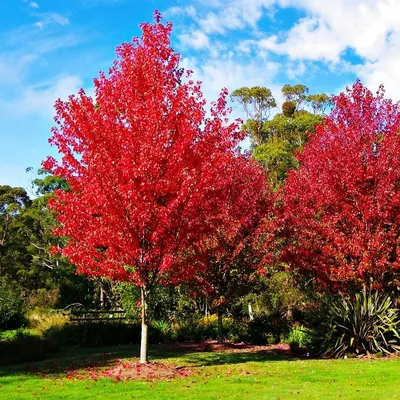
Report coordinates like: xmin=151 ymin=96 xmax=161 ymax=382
xmin=1 ymin=0 xmax=400 ymax=191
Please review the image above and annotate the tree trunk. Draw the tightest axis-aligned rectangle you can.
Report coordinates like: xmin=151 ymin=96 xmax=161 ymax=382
xmin=248 ymin=303 xmax=254 ymax=321
xmin=140 ymin=288 xmax=148 ymax=364
xmin=100 ymin=285 xmax=104 ymax=308
xmin=217 ymin=311 xmax=223 ymax=344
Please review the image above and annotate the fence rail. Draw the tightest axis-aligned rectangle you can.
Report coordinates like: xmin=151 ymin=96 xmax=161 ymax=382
xmin=54 ymin=308 xmax=131 ymax=323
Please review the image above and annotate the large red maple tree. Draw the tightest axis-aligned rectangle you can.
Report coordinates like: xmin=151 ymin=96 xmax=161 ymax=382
xmin=283 ymin=81 xmax=400 ymax=290
xmin=43 ymin=12 xmax=269 ymax=362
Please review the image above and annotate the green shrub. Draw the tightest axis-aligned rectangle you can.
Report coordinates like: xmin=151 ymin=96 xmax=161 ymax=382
xmin=226 ymin=321 xmax=249 ymax=343
xmin=308 ymin=287 xmax=400 ymax=358
xmin=171 ymin=317 xmax=204 ymax=341
xmin=0 ymin=328 xmax=30 ymax=341
xmin=248 ymin=311 xmax=291 ymax=345
xmin=0 ymin=319 xmax=143 ymax=365
xmin=0 ymin=331 xmax=58 ymax=365
xmin=286 ymin=325 xmax=312 ymax=353
xmin=0 ymin=279 xmax=25 ymax=330
xmin=150 ymin=320 xmax=171 ymax=343
xmin=27 ymin=310 xmax=69 ymax=334
xmin=241 ymin=272 xmax=306 ymax=320
xmin=45 ymin=321 xmax=141 ymax=348
xmin=26 ymin=288 xmax=60 ymax=310
xmin=170 ymin=314 xmax=242 ymax=342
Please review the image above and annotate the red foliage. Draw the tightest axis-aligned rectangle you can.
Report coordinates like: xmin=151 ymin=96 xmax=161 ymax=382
xmin=190 ymin=156 xmax=273 ymax=309
xmin=282 ymin=81 xmax=400 ymax=289
xmin=43 ymin=13 xmax=268 ymax=295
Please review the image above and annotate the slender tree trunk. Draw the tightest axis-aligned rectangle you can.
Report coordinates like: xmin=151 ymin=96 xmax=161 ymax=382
xmin=140 ymin=287 xmax=148 ymax=364
xmin=217 ymin=311 xmax=223 ymax=344
xmin=100 ymin=285 xmax=104 ymax=308
xmin=248 ymin=303 xmax=254 ymax=321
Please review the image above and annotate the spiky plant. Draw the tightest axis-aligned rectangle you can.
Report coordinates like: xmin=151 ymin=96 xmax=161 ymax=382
xmin=310 ymin=287 xmax=400 ymax=358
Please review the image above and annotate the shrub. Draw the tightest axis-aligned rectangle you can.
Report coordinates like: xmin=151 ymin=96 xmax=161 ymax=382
xmin=199 ymin=314 xmax=220 ymax=338
xmin=150 ymin=320 xmax=171 ymax=343
xmin=26 ymin=288 xmax=60 ymax=310
xmin=0 ymin=328 xmax=30 ymax=341
xmin=226 ymin=321 xmax=249 ymax=343
xmin=0 ymin=331 xmax=58 ymax=365
xmin=308 ymin=287 xmax=400 ymax=358
xmin=27 ymin=310 xmax=69 ymax=334
xmin=248 ymin=311 xmax=291 ymax=345
xmin=0 ymin=279 xmax=25 ymax=330
xmin=286 ymin=325 xmax=312 ymax=353
xmin=170 ymin=314 xmax=242 ymax=342
xmin=171 ymin=317 xmax=204 ymax=341
xmin=241 ymin=272 xmax=306 ymax=320
xmin=44 ymin=321 xmax=141 ymax=348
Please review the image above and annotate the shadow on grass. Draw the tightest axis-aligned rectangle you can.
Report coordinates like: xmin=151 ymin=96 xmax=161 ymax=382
xmin=0 ymin=342 xmax=297 ymax=379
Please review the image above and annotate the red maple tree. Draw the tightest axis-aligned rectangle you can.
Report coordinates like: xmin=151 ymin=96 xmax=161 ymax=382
xmin=43 ymin=12 xmax=267 ymax=362
xmin=282 ymin=81 xmax=400 ymax=290
xmin=188 ymin=156 xmax=273 ymax=341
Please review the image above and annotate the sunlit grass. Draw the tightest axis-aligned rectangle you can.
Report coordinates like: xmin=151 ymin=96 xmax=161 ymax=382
xmin=0 ymin=344 xmax=399 ymax=399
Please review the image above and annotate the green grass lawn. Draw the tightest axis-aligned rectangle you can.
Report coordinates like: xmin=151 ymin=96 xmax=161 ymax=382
xmin=0 ymin=344 xmax=399 ymax=399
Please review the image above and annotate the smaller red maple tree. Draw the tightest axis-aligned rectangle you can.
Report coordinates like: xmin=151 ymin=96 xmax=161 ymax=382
xmin=43 ymin=12 xmax=264 ymax=363
xmin=282 ymin=81 xmax=400 ymax=290
xmin=188 ymin=156 xmax=273 ymax=342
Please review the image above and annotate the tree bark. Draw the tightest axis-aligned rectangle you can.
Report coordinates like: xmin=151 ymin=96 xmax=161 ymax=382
xmin=248 ymin=303 xmax=254 ymax=321
xmin=140 ymin=287 xmax=148 ymax=364
xmin=217 ymin=311 xmax=223 ymax=344
xmin=100 ymin=284 xmax=104 ymax=308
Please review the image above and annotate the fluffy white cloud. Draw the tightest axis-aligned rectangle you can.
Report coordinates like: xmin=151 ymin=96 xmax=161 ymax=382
xmin=172 ymin=0 xmax=400 ymax=100
xmin=179 ymin=29 xmax=210 ymax=50
xmin=181 ymin=55 xmax=282 ymax=111
xmin=0 ymin=75 xmax=83 ymax=117
xmin=164 ymin=5 xmax=197 ymax=18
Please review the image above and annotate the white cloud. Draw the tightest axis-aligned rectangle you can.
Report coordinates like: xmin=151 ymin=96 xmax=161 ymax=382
xmin=181 ymin=56 xmax=281 ymax=108
xmin=0 ymin=75 xmax=83 ymax=117
xmin=0 ymin=54 xmax=38 ymax=86
xmin=176 ymin=0 xmax=400 ymax=100
xmin=34 ymin=12 xmax=70 ymax=29
xmin=164 ymin=5 xmax=197 ymax=18
xmin=193 ymin=0 xmax=275 ymax=34
xmin=29 ymin=2 xmax=39 ymax=8
xmin=286 ymin=61 xmax=306 ymax=80
xmin=47 ymin=12 xmax=70 ymax=26
xmin=179 ymin=29 xmax=210 ymax=50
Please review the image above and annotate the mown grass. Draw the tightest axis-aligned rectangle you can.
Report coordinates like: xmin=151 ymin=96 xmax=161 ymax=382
xmin=0 ymin=344 xmax=399 ymax=399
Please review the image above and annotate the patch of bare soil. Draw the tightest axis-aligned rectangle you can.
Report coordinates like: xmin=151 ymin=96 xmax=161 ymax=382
xmin=35 ymin=342 xmax=291 ymax=382
xmin=102 ymin=361 xmax=191 ymax=381
xmin=158 ymin=341 xmax=291 ymax=355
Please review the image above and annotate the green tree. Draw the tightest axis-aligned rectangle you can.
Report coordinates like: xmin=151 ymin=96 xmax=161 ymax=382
xmin=26 ymin=170 xmax=94 ymax=308
xmin=305 ymin=93 xmax=333 ymax=114
xmin=231 ymin=86 xmax=276 ymax=146
xmin=259 ymin=110 xmax=323 ymax=188
xmin=281 ymin=84 xmax=309 ymax=109
xmin=0 ymin=185 xmax=32 ymax=286
xmin=253 ymin=137 xmax=297 ymax=189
